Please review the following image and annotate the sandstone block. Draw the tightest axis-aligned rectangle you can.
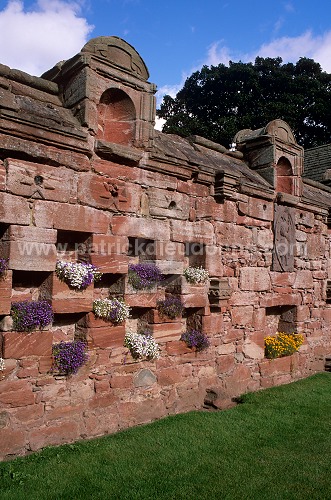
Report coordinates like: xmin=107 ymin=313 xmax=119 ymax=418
xmin=28 ymin=421 xmax=80 ymax=452
xmin=125 ymin=290 xmax=165 ymax=308
xmin=111 ymin=215 xmax=170 ymax=241
xmin=231 ymin=306 xmax=254 ymax=326
xmin=90 ymin=253 xmax=128 ymax=274
xmin=148 ymin=187 xmax=190 ymax=219
xmin=293 ymin=270 xmax=314 ymax=289
xmin=6 ymin=159 xmax=77 ymax=203
xmin=87 ymin=325 xmax=125 ymax=349
xmin=223 ymin=364 xmax=252 ymax=397
xmin=165 ymin=340 xmax=192 ymax=356
xmin=177 ymin=179 xmax=209 ymax=197
xmin=243 ymin=342 xmax=264 ymax=360
xmin=182 ymin=293 xmax=208 ymax=308
xmin=2 ymin=331 xmax=53 ymax=358
xmin=171 ymin=220 xmax=214 ymax=245
xmin=260 ymin=293 xmax=301 ymax=308
xmin=0 ymin=270 xmax=12 ymax=315
xmin=0 ymin=192 xmax=30 ymax=225
xmin=0 ymin=428 xmax=26 ymax=457
xmin=238 ymin=198 xmax=273 ymax=221
xmin=229 ymin=292 xmax=258 ymax=306
xmin=215 ymin=222 xmax=252 ymax=247
xmin=78 ymin=173 xmax=141 ymax=212
xmin=202 ymin=313 xmax=223 ymax=334
xmin=259 ymin=356 xmax=292 ymax=377
xmin=154 ymin=240 xmax=185 ymax=261
xmin=205 ymin=246 xmax=223 ymax=276
xmin=4 ymin=240 xmax=56 ymax=271
xmin=239 ymin=267 xmax=271 ymax=291
xmin=133 ymin=369 xmax=157 ymax=387
xmin=150 ymin=322 xmax=182 ymax=342
xmin=34 ymin=201 xmax=109 ymax=234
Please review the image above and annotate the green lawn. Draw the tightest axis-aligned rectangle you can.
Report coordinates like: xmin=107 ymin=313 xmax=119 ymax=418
xmin=1 ymin=373 xmax=331 ymax=499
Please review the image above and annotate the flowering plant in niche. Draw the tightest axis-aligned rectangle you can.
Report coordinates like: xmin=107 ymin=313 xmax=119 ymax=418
xmin=128 ymin=263 xmax=163 ymax=290
xmin=180 ymin=330 xmax=210 ymax=352
xmin=11 ymin=301 xmax=54 ymax=332
xmin=0 ymin=358 xmax=5 ymax=371
xmin=124 ymin=331 xmax=160 ymax=361
xmin=55 ymin=260 xmax=102 ymax=289
xmin=51 ymin=340 xmax=88 ymax=375
xmin=0 ymin=258 xmax=8 ymax=276
xmin=157 ymin=296 xmax=183 ymax=319
xmin=93 ymin=297 xmax=131 ymax=324
xmin=265 ymin=332 xmax=304 ymax=359
xmin=183 ymin=266 xmax=209 ymax=284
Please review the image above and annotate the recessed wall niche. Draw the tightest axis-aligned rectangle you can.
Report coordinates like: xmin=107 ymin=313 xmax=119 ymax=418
xmin=12 ymin=270 xmax=51 ymax=302
xmin=56 ymin=230 xmax=91 ymax=261
xmin=184 ymin=307 xmax=204 ymax=332
xmin=128 ymin=237 xmax=156 ymax=262
xmin=93 ymin=273 xmax=125 ymax=299
xmin=51 ymin=312 xmax=86 ymax=343
xmin=126 ymin=307 xmax=152 ymax=335
xmin=266 ymin=305 xmax=297 ymax=335
xmin=185 ymin=242 xmax=206 ymax=268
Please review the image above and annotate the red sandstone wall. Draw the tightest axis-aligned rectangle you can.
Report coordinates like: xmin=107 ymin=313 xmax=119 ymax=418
xmin=1 ymin=40 xmax=331 ymax=459
xmin=1 ymin=150 xmax=330 ymax=459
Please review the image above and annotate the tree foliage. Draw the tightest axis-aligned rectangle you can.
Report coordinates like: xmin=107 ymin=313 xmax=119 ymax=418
xmin=157 ymin=57 xmax=331 ymax=149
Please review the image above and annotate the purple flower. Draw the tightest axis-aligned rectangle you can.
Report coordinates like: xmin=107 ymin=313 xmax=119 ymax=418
xmin=51 ymin=340 xmax=88 ymax=375
xmin=11 ymin=301 xmax=54 ymax=332
xmin=128 ymin=263 xmax=163 ymax=290
xmin=0 ymin=258 xmax=8 ymax=275
xmin=180 ymin=330 xmax=210 ymax=352
xmin=157 ymin=296 xmax=183 ymax=319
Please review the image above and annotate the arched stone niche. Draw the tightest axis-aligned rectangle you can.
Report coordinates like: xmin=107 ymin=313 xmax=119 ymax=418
xmin=276 ymin=156 xmax=293 ymax=194
xmin=234 ymin=120 xmax=303 ymax=197
xmin=97 ymin=88 xmax=136 ymax=145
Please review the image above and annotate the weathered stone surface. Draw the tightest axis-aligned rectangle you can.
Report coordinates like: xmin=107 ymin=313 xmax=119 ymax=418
xmin=239 ymin=267 xmax=271 ymax=291
xmin=2 ymin=331 xmax=53 ymax=359
xmin=231 ymin=306 xmax=254 ymax=326
xmin=133 ymin=369 xmax=157 ymax=387
xmin=78 ymin=173 xmax=141 ymax=212
xmin=34 ymin=201 xmax=109 ymax=233
xmin=111 ymin=216 xmax=170 ymax=240
xmin=6 ymin=159 xmax=78 ymax=203
xmin=171 ymin=220 xmax=214 ymax=245
xmin=87 ymin=325 xmax=126 ymax=349
xmin=0 ymin=192 xmax=31 ymax=225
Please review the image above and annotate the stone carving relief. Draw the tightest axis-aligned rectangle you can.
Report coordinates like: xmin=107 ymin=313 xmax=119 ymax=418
xmin=272 ymin=204 xmax=295 ymax=272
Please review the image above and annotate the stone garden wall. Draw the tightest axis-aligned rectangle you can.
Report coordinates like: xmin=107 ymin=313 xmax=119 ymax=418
xmin=1 ymin=36 xmax=331 ymax=460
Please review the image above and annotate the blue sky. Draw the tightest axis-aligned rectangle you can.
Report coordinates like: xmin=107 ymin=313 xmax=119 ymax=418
xmin=0 ymin=0 xmax=330 ymax=108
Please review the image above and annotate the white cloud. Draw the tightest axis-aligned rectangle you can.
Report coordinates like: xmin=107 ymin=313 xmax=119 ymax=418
xmin=0 ymin=0 xmax=93 ymax=76
xmin=155 ymin=81 xmax=185 ymax=108
xmin=204 ymin=30 xmax=331 ymax=72
xmin=154 ymin=117 xmax=165 ymax=131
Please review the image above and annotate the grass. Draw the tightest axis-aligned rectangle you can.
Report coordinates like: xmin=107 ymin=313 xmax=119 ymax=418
xmin=1 ymin=373 xmax=331 ymax=499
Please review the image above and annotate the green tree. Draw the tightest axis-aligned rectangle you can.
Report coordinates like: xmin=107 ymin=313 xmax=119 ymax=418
xmin=157 ymin=57 xmax=331 ymax=149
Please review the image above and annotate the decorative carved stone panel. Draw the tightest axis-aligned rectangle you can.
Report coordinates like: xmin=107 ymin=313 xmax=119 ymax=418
xmin=272 ymin=204 xmax=295 ymax=272
xmin=208 ymin=277 xmax=232 ymax=306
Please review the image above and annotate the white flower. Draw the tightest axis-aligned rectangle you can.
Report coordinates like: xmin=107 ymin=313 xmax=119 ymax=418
xmin=55 ymin=260 xmax=102 ymax=289
xmin=0 ymin=358 xmax=5 ymax=371
xmin=183 ymin=266 xmax=209 ymax=284
xmin=124 ymin=332 xmax=160 ymax=361
xmin=93 ymin=298 xmax=131 ymax=324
